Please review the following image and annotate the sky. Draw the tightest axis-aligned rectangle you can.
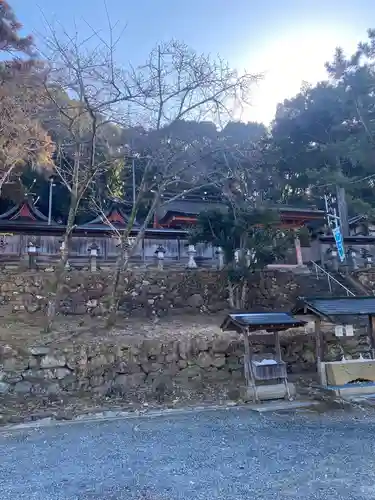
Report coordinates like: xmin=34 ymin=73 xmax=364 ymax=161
xmin=12 ymin=0 xmax=375 ymax=124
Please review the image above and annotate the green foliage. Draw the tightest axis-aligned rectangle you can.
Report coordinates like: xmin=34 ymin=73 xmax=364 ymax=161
xmin=189 ymin=205 xmax=293 ymax=272
xmin=265 ymin=28 xmax=375 ymax=217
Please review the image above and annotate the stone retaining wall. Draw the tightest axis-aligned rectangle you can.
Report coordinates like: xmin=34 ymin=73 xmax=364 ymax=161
xmin=0 ymin=332 xmax=370 ymax=399
xmin=0 ymin=269 xmax=306 ymax=317
xmin=0 ymin=335 xmax=305 ymax=398
xmin=355 ymin=269 xmax=375 ymax=293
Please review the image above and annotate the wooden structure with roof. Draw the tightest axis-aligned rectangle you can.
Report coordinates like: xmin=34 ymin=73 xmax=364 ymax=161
xmin=0 ymin=197 xmax=324 ymax=265
xmin=157 ymin=201 xmax=325 ymax=230
xmin=82 ymin=201 xmax=140 ymax=232
xmin=221 ymin=312 xmax=306 ymax=402
xmin=292 ymin=296 xmax=375 ymax=389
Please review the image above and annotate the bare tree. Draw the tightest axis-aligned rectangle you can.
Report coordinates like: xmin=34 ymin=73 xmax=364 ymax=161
xmin=104 ymin=41 xmax=260 ymax=326
xmin=40 ymin=20 xmax=141 ymax=332
xmin=37 ymin=13 xmax=260 ymax=329
xmin=131 ymin=40 xmax=258 ymax=128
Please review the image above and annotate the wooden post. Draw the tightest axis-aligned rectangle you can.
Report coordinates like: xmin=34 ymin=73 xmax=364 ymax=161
xmin=243 ymin=328 xmax=251 ymax=388
xmin=243 ymin=328 xmax=259 ymax=403
xmin=294 ymin=234 xmax=303 ymax=266
xmin=368 ymin=315 xmax=375 ymax=359
xmin=315 ymin=318 xmax=326 ymax=385
xmin=275 ymin=331 xmax=282 ymax=361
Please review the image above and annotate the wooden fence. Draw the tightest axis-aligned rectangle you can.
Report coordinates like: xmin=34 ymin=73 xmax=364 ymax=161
xmin=0 ymin=234 xmax=217 ymax=266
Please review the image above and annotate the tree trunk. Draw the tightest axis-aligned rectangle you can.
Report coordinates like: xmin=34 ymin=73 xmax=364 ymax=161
xmin=43 ymin=204 xmax=76 ymax=333
xmin=240 ymin=279 xmax=247 ymax=309
xmin=106 ymin=194 xmax=160 ymax=328
xmin=106 ymin=236 xmax=130 ymax=327
xmin=227 ymin=279 xmax=235 ymax=309
xmin=43 ymin=154 xmax=79 ymax=333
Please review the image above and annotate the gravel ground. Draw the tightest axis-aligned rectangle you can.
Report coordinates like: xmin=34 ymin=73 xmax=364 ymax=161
xmin=0 ymin=407 xmax=375 ymax=499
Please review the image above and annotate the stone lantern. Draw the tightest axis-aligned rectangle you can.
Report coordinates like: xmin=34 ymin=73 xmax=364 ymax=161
xmin=88 ymin=242 xmax=99 ymax=272
xmin=246 ymin=249 xmax=257 ymax=268
xmin=362 ymin=248 xmax=373 ymax=269
xmin=215 ymin=247 xmax=224 ymax=270
xmin=347 ymin=246 xmax=358 ymax=270
xmin=234 ymin=249 xmax=240 ymax=265
xmin=326 ymin=246 xmax=338 ymax=272
xmin=27 ymin=240 xmax=38 ymax=269
xmin=187 ymin=244 xmax=197 ymax=269
xmin=155 ymin=245 xmax=166 ymax=270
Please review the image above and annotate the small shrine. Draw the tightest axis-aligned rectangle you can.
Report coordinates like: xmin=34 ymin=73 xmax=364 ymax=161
xmin=292 ymin=296 xmax=375 ymax=398
xmin=221 ymin=312 xmax=306 ymax=403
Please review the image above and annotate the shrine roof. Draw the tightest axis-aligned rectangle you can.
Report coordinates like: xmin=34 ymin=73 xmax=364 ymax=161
xmin=0 ymin=198 xmax=51 ymax=223
xmin=221 ymin=312 xmax=306 ymax=333
xmin=84 ymin=201 xmax=139 ymax=228
xmin=158 ymin=201 xmax=325 ymax=223
xmin=292 ymin=296 xmax=375 ymax=320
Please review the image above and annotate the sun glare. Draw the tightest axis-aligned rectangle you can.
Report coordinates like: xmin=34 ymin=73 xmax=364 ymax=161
xmin=245 ymin=29 xmax=359 ymax=125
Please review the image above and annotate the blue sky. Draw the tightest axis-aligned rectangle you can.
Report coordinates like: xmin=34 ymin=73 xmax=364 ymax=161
xmin=12 ymin=0 xmax=375 ymax=123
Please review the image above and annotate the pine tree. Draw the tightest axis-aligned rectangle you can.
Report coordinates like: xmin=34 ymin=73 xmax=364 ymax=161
xmin=0 ymin=0 xmax=34 ymax=55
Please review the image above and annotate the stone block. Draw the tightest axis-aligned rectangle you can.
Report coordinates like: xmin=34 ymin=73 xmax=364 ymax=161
xmin=326 ymin=360 xmax=375 ymax=386
xmin=30 ymin=381 xmax=61 ymax=396
xmin=116 ymin=361 xmax=141 ymax=374
xmin=165 ymin=352 xmax=179 ymax=363
xmin=60 ymin=375 xmax=79 ymax=391
xmin=141 ymin=362 xmax=163 ymax=374
xmin=196 ymin=352 xmax=214 ymax=368
xmin=28 ymin=357 xmax=40 ymax=369
xmin=54 ymin=368 xmax=72 ymax=380
xmin=161 ymin=362 xmax=179 ymax=377
xmin=178 ymin=340 xmax=192 ymax=360
xmin=2 ymin=357 xmax=29 ymax=372
xmin=177 ymin=365 xmax=202 ymax=379
xmin=93 ymin=382 xmax=113 ymax=396
xmin=14 ymin=381 xmax=32 ymax=394
xmin=41 ymin=354 xmax=66 ymax=369
xmin=89 ymin=374 xmax=104 ymax=387
xmin=194 ymin=337 xmax=210 ymax=352
xmin=211 ymin=356 xmax=226 ymax=368
xmin=212 ymin=337 xmax=232 ymax=353
xmin=142 ymin=339 xmax=162 ymax=357
xmin=114 ymin=373 xmax=146 ymax=389
xmin=88 ymin=354 xmax=112 ymax=370
xmin=22 ymin=369 xmax=54 ymax=380
xmin=187 ymin=294 xmax=204 ymax=308
xmin=0 ymin=381 xmax=10 ymax=394
xmin=46 ymin=383 xmax=61 ymax=395
xmin=66 ymin=350 xmax=88 ymax=370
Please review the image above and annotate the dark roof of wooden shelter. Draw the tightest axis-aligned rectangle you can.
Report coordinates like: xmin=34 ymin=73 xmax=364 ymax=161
xmin=292 ymin=296 xmax=375 ymax=321
xmin=0 ymin=198 xmax=51 ymax=223
xmin=221 ymin=312 xmax=306 ymax=333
